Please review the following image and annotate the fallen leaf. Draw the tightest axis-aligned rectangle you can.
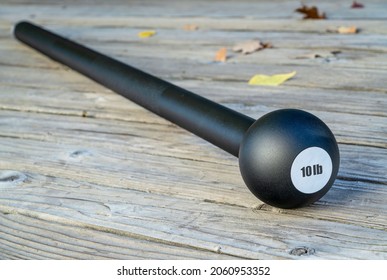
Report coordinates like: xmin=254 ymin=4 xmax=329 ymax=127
xmin=138 ymin=30 xmax=156 ymax=38
xmin=327 ymin=26 xmax=358 ymax=34
xmin=183 ymin=24 xmax=199 ymax=31
xmin=295 ymin=51 xmax=341 ymax=59
xmin=337 ymin=26 xmax=358 ymax=34
xmin=214 ymin=47 xmax=228 ymax=62
xmin=295 ymin=5 xmax=326 ymax=19
xmin=232 ymin=39 xmax=272 ymax=55
xmin=248 ymin=71 xmax=296 ymax=86
xmin=261 ymin=42 xmax=273 ymax=49
xmin=351 ymin=1 xmax=364 ymax=8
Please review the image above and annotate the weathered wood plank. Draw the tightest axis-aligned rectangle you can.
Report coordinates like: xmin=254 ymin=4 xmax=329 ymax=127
xmin=1 ymin=174 xmax=386 ymax=259
xmin=1 ymin=69 xmax=386 ymax=148
xmin=0 ymin=212 xmax=238 ymax=259
xmin=1 ymin=0 xmax=387 ymax=20
xmin=2 ymin=22 xmax=387 ymax=58
xmin=0 ymin=112 xmax=385 ymax=231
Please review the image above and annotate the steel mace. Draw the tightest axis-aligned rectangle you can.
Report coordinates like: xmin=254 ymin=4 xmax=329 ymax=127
xmin=14 ymin=21 xmax=340 ymax=208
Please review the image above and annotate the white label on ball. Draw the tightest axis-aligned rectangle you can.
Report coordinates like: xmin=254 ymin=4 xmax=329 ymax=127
xmin=290 ymin=147 xmax=332 ymax=194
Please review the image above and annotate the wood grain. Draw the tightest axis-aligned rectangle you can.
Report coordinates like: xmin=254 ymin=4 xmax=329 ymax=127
xmin=0 ymin=0 xmax=386 ymax=259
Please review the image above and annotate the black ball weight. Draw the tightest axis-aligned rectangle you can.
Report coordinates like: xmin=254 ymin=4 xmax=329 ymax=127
xmin=239 ymin=109 xmax=340 ymax=208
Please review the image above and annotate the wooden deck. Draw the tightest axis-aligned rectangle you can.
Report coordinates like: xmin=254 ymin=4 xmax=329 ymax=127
xmin=0 ymin=0 xmax=386 ymax=259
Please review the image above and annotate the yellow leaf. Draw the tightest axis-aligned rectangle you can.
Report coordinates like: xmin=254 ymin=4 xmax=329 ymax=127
xmin=248 ymin=71 xmax=296 ymax=86
xmin=138 ymin=30 xmax=156 ymax=38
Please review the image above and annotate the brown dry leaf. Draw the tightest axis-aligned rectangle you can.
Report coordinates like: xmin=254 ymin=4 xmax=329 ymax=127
xmin=295 ymin=5 xmax=326 ymax=19
xmin=295 ymin=50 xmax=341 ymax=60
xmin=214 ymin=47 xmax=227 ymax=62
xmin=232 ymin=39 xmax=272 ymax=55
xmin=351 ymin=1 xmax=364 ymax=8
xmin=261 ymin=42 xmax=273 ymax=49
xmin=327 ymin=26 xmax=358 ymax=34
xmin=183 ymin=24 xmax=199 ymax=31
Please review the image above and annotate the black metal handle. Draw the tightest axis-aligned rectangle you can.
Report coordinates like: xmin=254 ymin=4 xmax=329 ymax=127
xmin=13 ymin=21 xmax=254 ymax=157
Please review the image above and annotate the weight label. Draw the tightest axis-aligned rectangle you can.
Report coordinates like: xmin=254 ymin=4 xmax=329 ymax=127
xmin=301 ymin=164 xmax=323 ymax=177
xmin=290 ymin=147 xmax=332 ymax=194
